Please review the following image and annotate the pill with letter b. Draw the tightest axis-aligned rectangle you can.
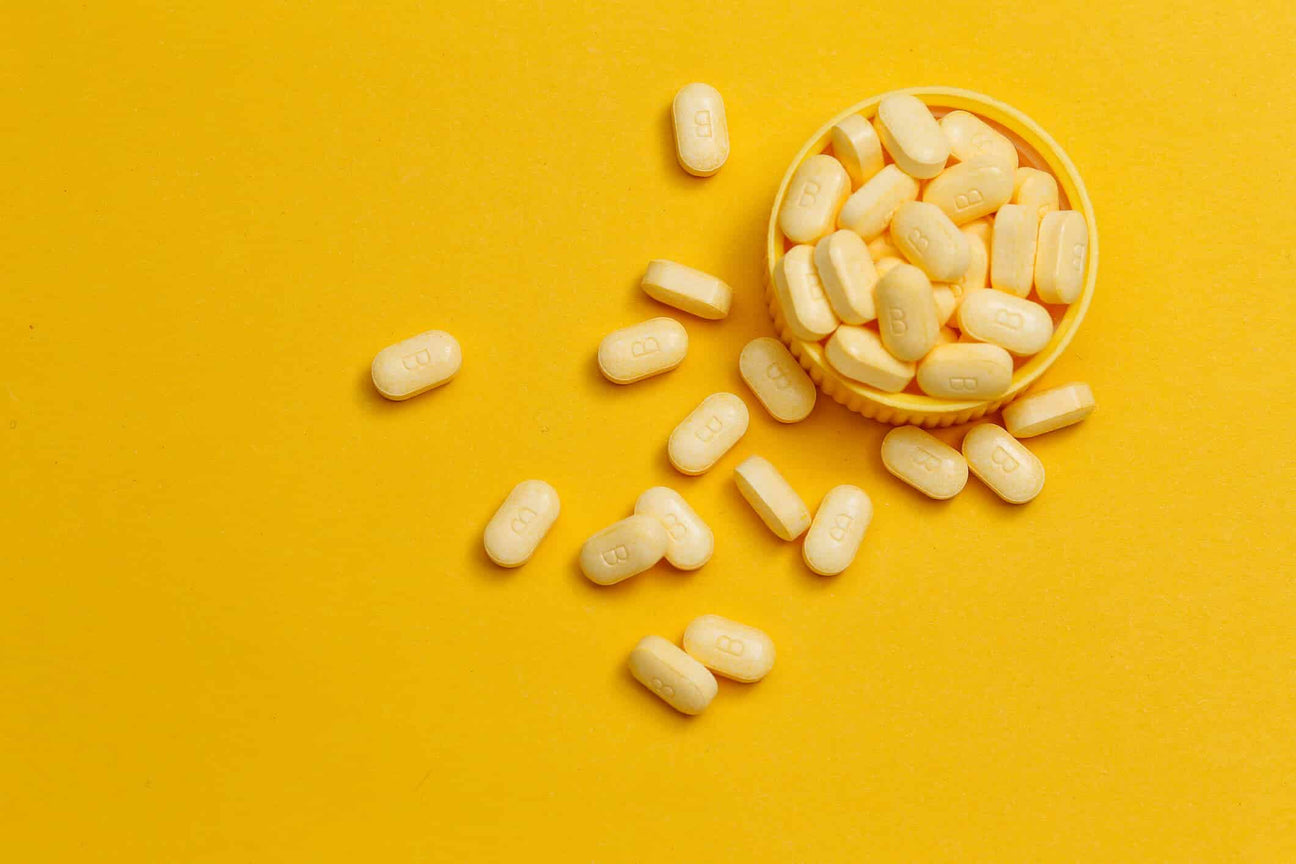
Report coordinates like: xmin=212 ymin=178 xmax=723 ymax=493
xmin=672 ymin=83 xmax=729 ymax=177
xmin=837 ymin=165 xmax=919 ymax=240
xmin=881 ymin=426 xmax=968 ymax=499
xmin=628 ymin=635 xmax=717 ymax=715
xmin=825 ymin=325 xmax=915 ymax=392
xmin=916 ymin=343 xmax=1013 ymax=400
xmin=957 ymin=289 xmax=1054 ymax=356
xmin=683 ymin=615 xmax=776 ymax=682
xmin=1034 ymin=210 xmax=1088 ymax=304
xmin=890 ymin=201 xmax=971 ymax=283
xmin=739 ymin=337 xmax=816 ymax=423
xmin=963 ymin=424 xmax=1044 ymax=503
xmin=483 ymin=480 xmax=560 ymax=567
xmin=668 ymin=392 xmax=749 ymax=475
xmin=814 ymin=229 xmax=878 ymax=324
xmin=773 ymin=245 xmax=838 ymax=342
xmin=634 ymin=487 xmax=713 ymax=570
xmin=597 ymin=317 xmax=687 ymax=384
xmin=875 ymin=93 xmax=949 ymax=179
xmin=371 ymin=330 xmax=461 ymax=400
xmin=875 ymin=263 xmax=940 ymax=362
xmin=802 ymin=485 xmax=872 ymax=576
xmin=778 ymin=154 xmax=851 ymax=244
xmin=580 ymin=515 xmax=668 ymax=585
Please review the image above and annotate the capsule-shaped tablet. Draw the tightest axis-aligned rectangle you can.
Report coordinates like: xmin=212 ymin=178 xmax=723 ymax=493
xmin=875 ymin=263 xmax=940 ymax=362
xmin=957 ymin=290 xmax=1054 ymax=356
xmin=875 ymin=93 xmax=949 ymax=179
xmin=1034 ymin=210 xmax=1089 ymax=304
xmin=773 ymin=245 xmax=839 ymax=342
xmin=1013 ymin=168 xmax=1059 ymax=221
xmin=890 ymin=201 xmax=971 ymax=283
xmin=683 ymin=615 xmax=776 ymax=682
xmin=916 ymin=342 xmax=1013 ymax=400
xmin=483 ymin=480 xmax=561 ymax=567
xmin=939 ymin=110 xmax=1019 ymax=171
xmin=802 ymin=485 xmax=872 ymax=576
xmin=597 ymin=318 xmax=687 ymax=384
xmin=580 ymin=514 xmax=669 ymax=585
xmin=371 ymin=330 xmax=462 ymax=400
xmin=946 ymin=223 xmax=990 ymax=323
xmin=641 ymin=260 xmax=732 ymax=320
xmin=738 ymin=337 xmax=816 ymax=423
xmin=923 ymin=159 xmax=1014 ymax=225
xmin=830 ymin=114 xmax=884 ymax=187
xmin=668 ymin=392 xmax=749 ymax=475
xmin=628 ymin=635 xmax=718 ymax=715
xmin=778 ymin=154 xmax=851 ymax=244
xmin=1002 ymin=382 xmax=1096 ymax=438
xmin=837 ymin=165 xmax=920 ymax=240
xmin=672 ymin=83 xmax=729 ymax=177
xmin=990 ymin=204 xmax=1038 ymax=297
xmin=733 ymin=455 xmax=811 ymax=541
xmin=881 ymin=426 xmax=968 ymax=500
xmin=814 ymin=230 xmax=878 ymax=324
xmin=962 ymin=423 xmax=1045 ymax=504
xmin=825 ymin=325 xmax=915 ymax=392
xmin=634 ymin=486 xmax=714 ymax=570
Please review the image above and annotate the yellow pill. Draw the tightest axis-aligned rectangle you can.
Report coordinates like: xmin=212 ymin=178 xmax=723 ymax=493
xmin=830 ymin=114 xmax=884 ymax=187
xmin=963 ymin=216 xmax=993 ymax=247
xmin=875 ymin=93 xmax=949 ymax=179
xmin=628 ymin=635 xmax=718 ymax=715
xmin=876 ymin=262 xmax=940 ymax=362
xmin=873 ymin=256 xmax=903 ymax=278
xmin=773 ymin=245 xmax=839 ymax=342
xmin=641 ymin=260 xmax=732 ymax=320
xmin=1034 ymin=210 xmax=1089 ymax=304
xmin=683 ymin=615 xmax=776 ymax=682
xmin=922 ymin=158 xmax=1015 ymax=225
xmin=1013 ymin=167 xmax=1059 ymax=221
xmin=837 ymin=164 xmax=920 ymax=240
xmin=802 ymin=484 xmax=873 ymax=576
xmin=963 ymin=423 xmax=1045 ymax=504
xmin=738 ymin=337 xmax=816 ymax=423
xmin=668 ymin=392 xmax=749 ymax=475
xmin=933 ymin=285 xmax=957 ymax=325
xmin=825 ymin=325 xmax=915 ymax=392
xmin=778 ymin=154 xmax=851 ymax=244
xmin=597 ymin=317 xmax=687 ymax=384
xmin=371 ymin=329 xmax=462 ymax=400
xmin=672 ymin=82 xmax=729 ymax=177
xmin=990 ymin=204 xmax=1038 ymax=297
xmin=1002 ymin=382 xmax=1096 ymax=438
xmin=939 ymin=110 xmax=1019 ymax=171
xmin=957 ymin=289 xmax=1054 ymax=356
xmin=634 ymin=486 xmax=714 ymax=570
xmin=881 ymin=426 xmax=968 ymax=500
xmin=483 ymin=480 xmax=561 ymax=567
xmin=890 ymin=201 xmax=971 ymax=283
xmin=916 ymin=342 xmax=1013 ymax=399
xmin=580 ymin=515 xmax=668 ymax=585
xmin=946 ymin=223 xmax=990 ymax=324
xmin=733 ymin=455 xmax=811 ymax=541
xmin=868 ymin=234 xmax=902 ymax=261
xmin=814 ymin=229 xmax=878 ymax=324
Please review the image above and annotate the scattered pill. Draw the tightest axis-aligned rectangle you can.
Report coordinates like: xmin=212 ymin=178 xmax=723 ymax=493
xmin=814 ymin=229 xmax=879 ymax=324
xmin=682 ymin=615 xmax=776 ymax=682
xmin=875 ymin=93 xmax=950 ymax=179
xmin=990 ymin=204 xmax=1038 ymax=297
xmin=881 ymin=426 xmax=968 ymax=499
xmin=628 ymin=635 xmax=718 ymax=715
xmin=923 ymin=158 xmax=1015 ymax=225
xmin=876 ymin=263 xmax=941 ymax=362
xmin=957 ymin=289 xmax=1054 ymax=356
xmin=1013 ymin=167 xmax=1059 ymax=220
xmin=733 ymin=455 xmax=811 ymax=541
xmin=1002 ymin=382 xmax=1096 ymax=438
xmin=641 ymin=260 xmax=732 ymax=320
xmin=773 ymin=245 xmax=839 ymax=342
xmin=890 ymin=201 xmax=971 ymax=282
xmin=672 ymin=83 xmax=729 ymax=177
xmin=597 ymin=317 xmax=687 ymax=384
xmin=483 ymin=480 xmax=561 ymax=567
xmin=1034 ymin=210 xmax=1089 ymax=304
xmin=825 ymin=325 xmax=915 ymax=392
xmin=830 ymin=114 xmax=884 ymax=187
xmin=962 ymin=423 xmax=1045 ymax=503
xmin=580 ymin=514 xmax=668 ymax=585
xmin=778 ymin=154 xmax=851 ymax=244
xmin=668 ymin=392 xmax=749 ymax=475
xmin=802 ymin=485 xmax=872 ymax=576
xmin=837 ymin=164 xmax=920 ymax=240
xmin=939 ymin=110 xmax=1019 ymax=171
xmin=739 ymin=337 xmax=816 ymax=423
xmin=916 ymin=342 xmax=1013 ymax=399
xmin=634 ymin=486 xmax=714 ymax=570
xmin=371 ymin=329 xmax=462 ymax=400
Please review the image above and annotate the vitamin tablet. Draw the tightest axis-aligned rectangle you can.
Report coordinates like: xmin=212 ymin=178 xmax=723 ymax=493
xmin=634 ymin=486 xmax=714 ymax=570
xmin=874 ymin=256 xmax=903 ymax=278
xmin=668 ymin=392 xmax=749 ymax=475
xmin=963 ymin=216 xmax=993 ymax=246
xmin=875 ymin=93 xmax=949 ymax=179
xmin=837 ymin=165 xmax=920 ymax=240
xmin=916 ymin=342 xmax=1013 ymax=399
xmin=946 ymin=223 xmax=990 ymax=322
xmin=773 ymin=245 xmax=839 ymax=342
xmin=1013 ymin=167 xmax=1059 ymax=220
xmin=580 ymin=514 xmax=668 ymax=585
xmin=739 ymin=337 xmax=816 ymax=423
xmin=932 ymin=285 xmax=957 ymax=325
xmin=733 ymin=455 xmax=811 ymax=541
xmin=672 ymin=83 xmax=729 ymax=177
xmin=683 ymin=615 xmax=776 ymax=682
xmin=962 ymin=423 xmax=1045 ymax=504
xmin=867 ymin=234 xmax=902 ymax=261
xmin=1002 ymin=382 xmax=1096 ymax=438
xmin=597 ymin=317 xmax=688 ymax=384
xmin=825 ymin=325 xmax=915 ymax=392
xmin=939 ymin=110 xmax=1019 ymax=171
xmin=990 ymin=204 xmax=1038 ymax=297
xmin=890 ymin=201 xmax=971 ymax=282
xmin=802 ymin=485 xmax=872 ymax=576
xmin=875 ymin=263 xmax=940 ymax=362
xmin=641 ymin=260 xmax=733 ymax=320
xmin=881 ymin=426 xmax=968 ymax=500
xmin=814 ymin=229 xmax=878 ymax=324
xmin=830 ymin=114 xmax=884 ymax=187
xmin=483 ymin=480 xmax=561 ymax=567
xmin=1034 ymin=210 xmax=1088 ymax=304
xmin=922 ymin=158 xmax=1015 ymax=225
xmin=628 ymin=635 xmax=718 ymax=715
xmin=778 ymin=154 xmax=851 ymax=244
xmin=371 ymin=330 xmax=462 ymax=400
xmin=957 ymin=290 xmax=1054 ymax=356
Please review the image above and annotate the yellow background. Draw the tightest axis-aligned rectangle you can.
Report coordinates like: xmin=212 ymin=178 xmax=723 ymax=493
xmin=3 ymin=1 xmax=1294 ymax=860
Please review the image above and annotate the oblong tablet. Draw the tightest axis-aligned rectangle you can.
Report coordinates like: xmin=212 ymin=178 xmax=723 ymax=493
xmin=371 ymin=330 xmax=461 ymax=400
xmin=825 ymin=325 xmax=915 ymax=392
xmin=597 ymin=317 xmax=688 ymax=384
xmin=668 ymin=392 xmax=749 ymax=475
xmin=483 ymin=480 xmax=561 ymax=567
xmin=641 ymin=260 xmax=732 ymax=320
xmin=875 ymin=263 xmax=940 ymax=362
xmin=1034 ymin=210 xmax=1089 ymax=305
xmin=580 ymin=514 xmax=668 ymax=585
xmin=916 ymin=343 xmax=1013 ymax=399
xmin=1013 ymin=167 xmax=1059 ymax=220
xmin=923 ymin=158 xmax=1014 ymax=225
xmin=738 ymin=337 xmax=816 ymax=423
xmin=802 ymin=485 xmax=872 ymax=576
xmin=990 ymin=204 xmax=1038 ymax=297
xmin=939 ymin=110 xmax=1019 ymax=171
xmin=1002 ymin=383 xmax=1096 ymax=438
xmin=876 ymin=93 xmax=949 ymax=179
xmin=881 ymin=426 xmax=968 ymax=500
xmin=830 ymin=114 xmax=884 ymax=187
xmin=837 ymin=164 xmax=920 ymax=240
xmin=634 ymin=486 xmax=714 ymax=570
xmin=628 ymin=635 xmax=717 ymax=715
xmin=957 ymin=290 xmax=1054 ymax=356
xmin=890 ymin=201 xmax=971 ymax=283
xmin=814 ymin=229 xmax=878 ymax=324
xmin=773 ymin=245 xmax=839 ymax=342
xmin=672 ymin=83 xmax=729 ymax=177
xmin=682 ymin=615 xmax=776 ymax=682
xmin=778 ymin=154 xmax=851 ymax=244
xmin=963 ymin=423 xmax=1045 ymax=504
xmin=733 ymin=455 xmax=811 ymax=541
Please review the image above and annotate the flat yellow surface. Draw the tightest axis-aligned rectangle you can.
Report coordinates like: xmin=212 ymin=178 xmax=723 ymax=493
xmin=3 ymin=2 xmax=1294 ymax=861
